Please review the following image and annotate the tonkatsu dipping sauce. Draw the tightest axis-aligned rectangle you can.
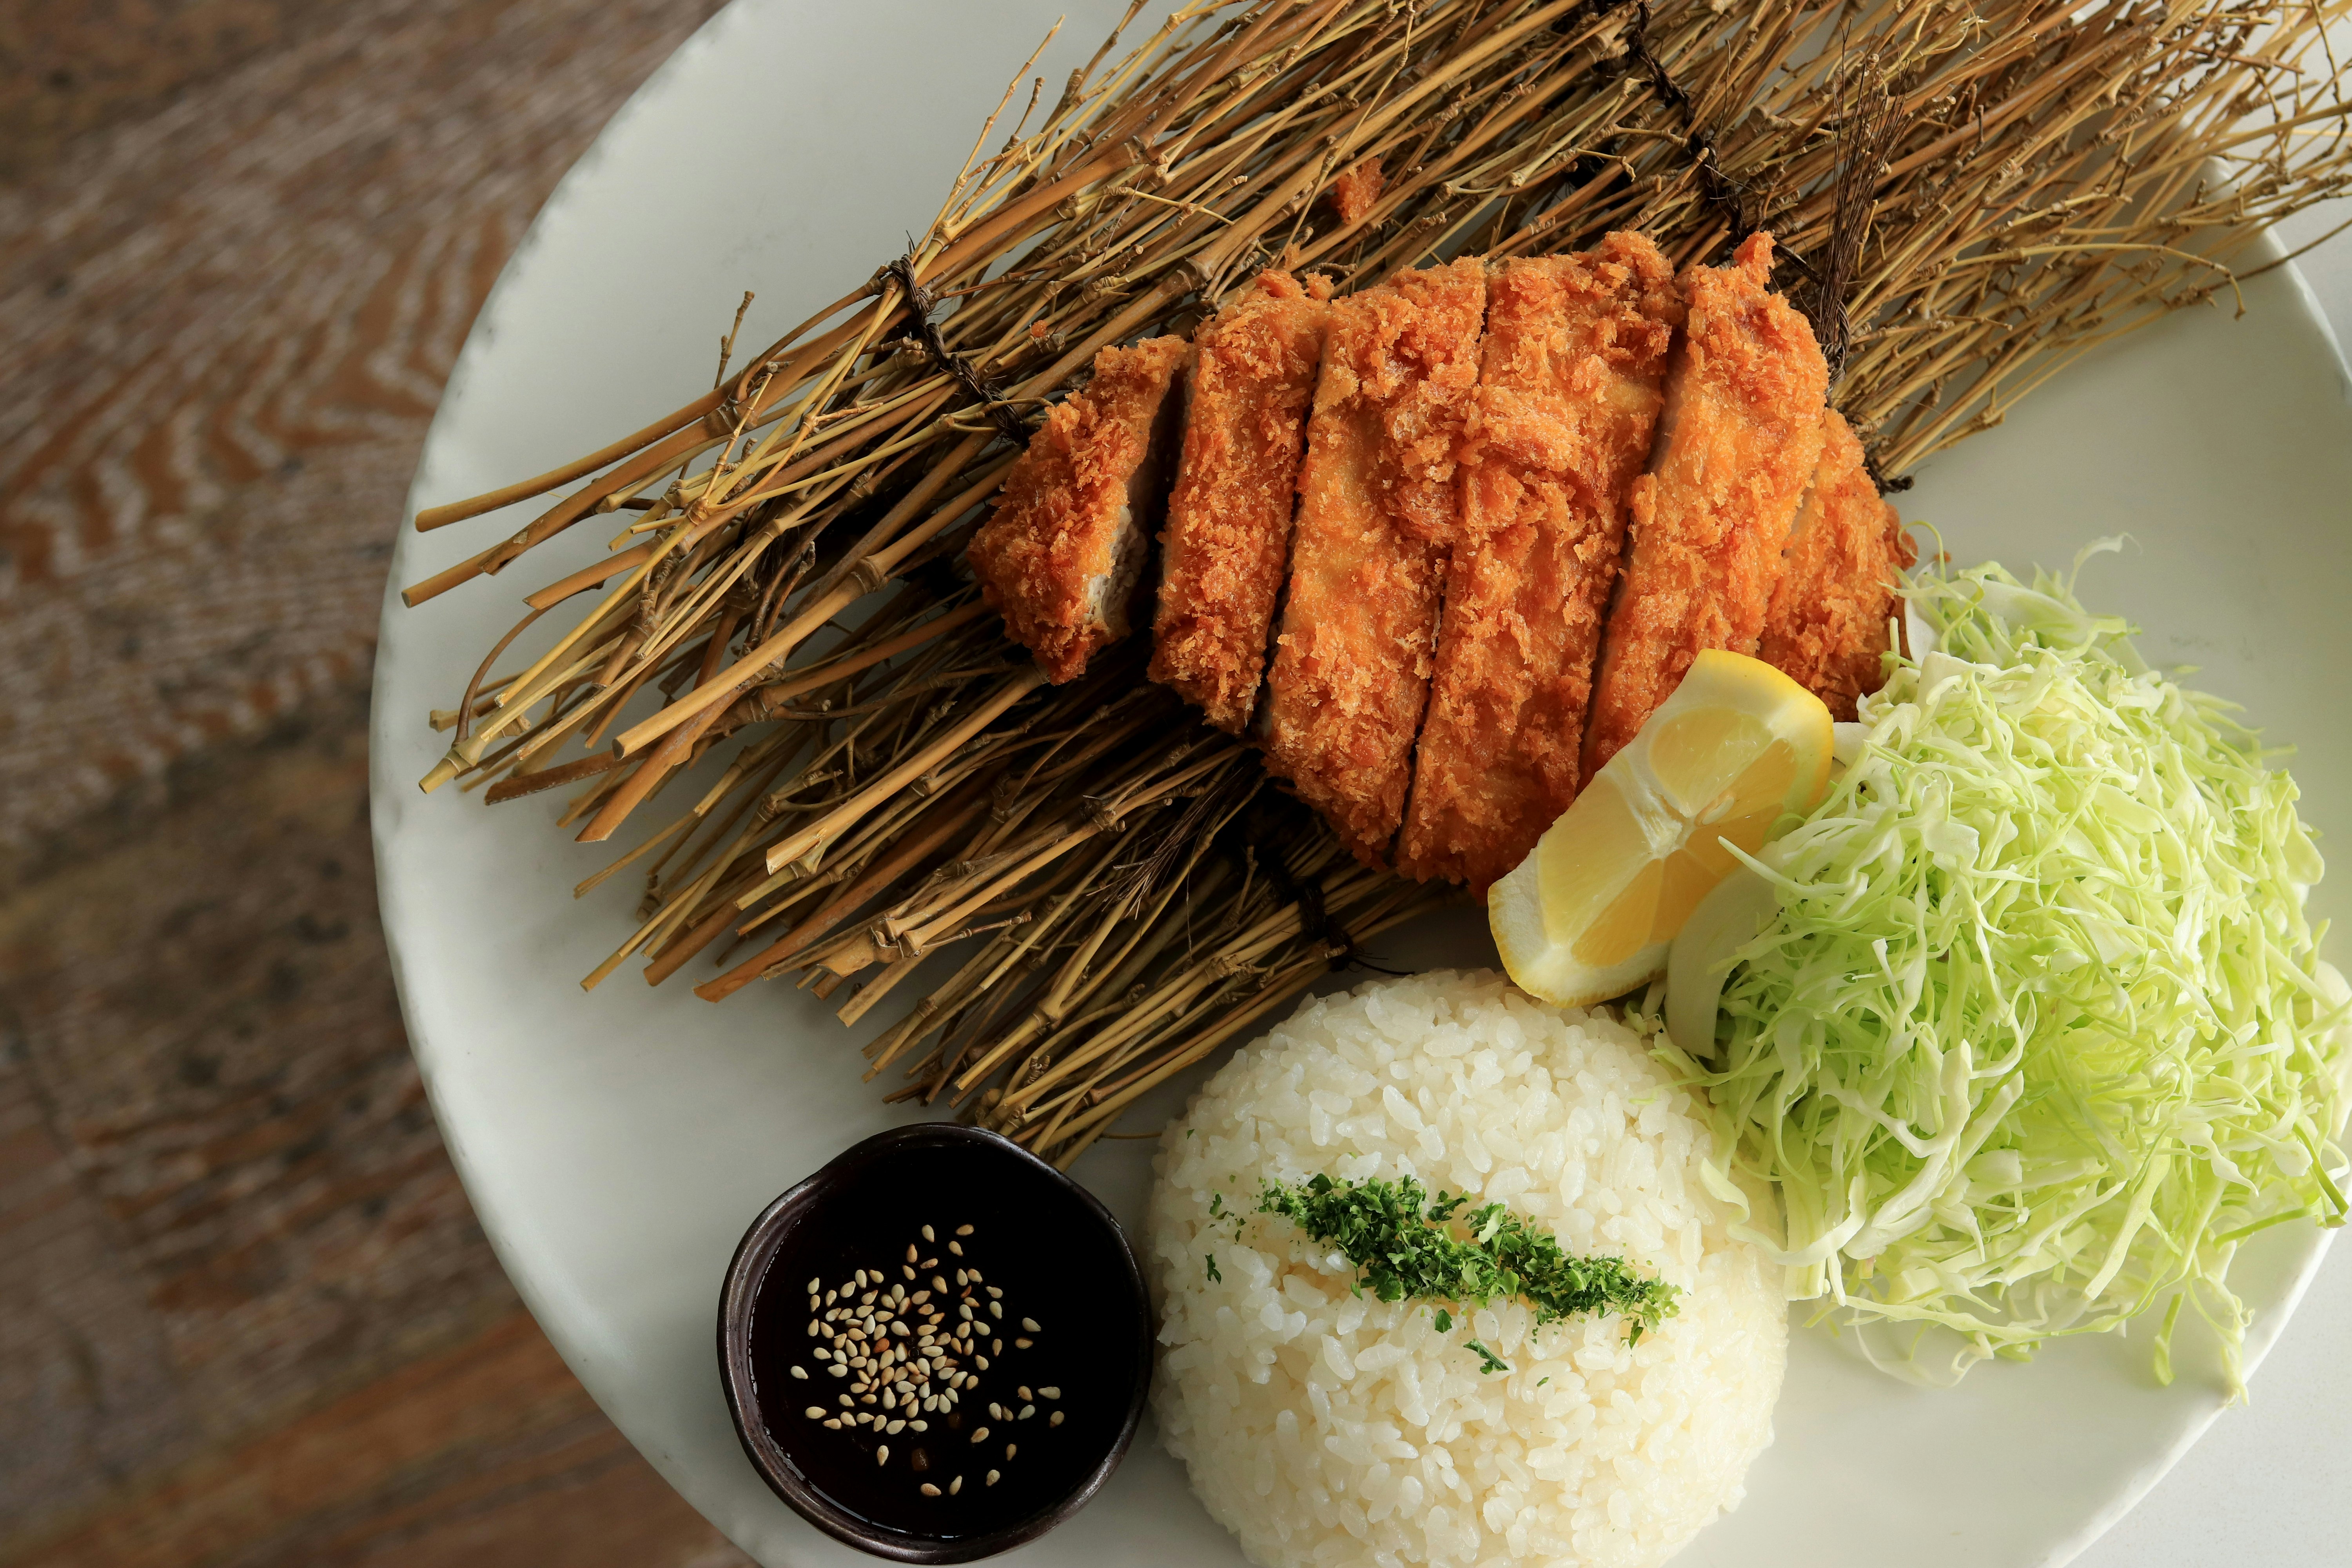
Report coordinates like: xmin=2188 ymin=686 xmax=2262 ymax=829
xmin=720 ymin=1126 xmax=1150 ymax=1561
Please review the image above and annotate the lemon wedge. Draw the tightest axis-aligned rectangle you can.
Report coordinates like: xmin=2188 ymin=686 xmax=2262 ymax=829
xmin=1490 ymin=650 xmax=1832 ymax=1007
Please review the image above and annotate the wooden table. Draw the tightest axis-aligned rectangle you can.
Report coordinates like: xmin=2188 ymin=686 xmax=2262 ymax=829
xmin=0 ymin=5 xmax=750 ymax=1563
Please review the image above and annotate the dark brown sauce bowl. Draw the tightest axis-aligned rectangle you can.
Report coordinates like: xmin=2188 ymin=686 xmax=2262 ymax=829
xmin=717 ymin=1124 xmax=1151 ymax=1563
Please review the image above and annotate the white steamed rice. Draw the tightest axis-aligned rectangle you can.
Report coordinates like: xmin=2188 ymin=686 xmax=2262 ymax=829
xmin=1148 ymin=971 xmax=1784 ymax=1568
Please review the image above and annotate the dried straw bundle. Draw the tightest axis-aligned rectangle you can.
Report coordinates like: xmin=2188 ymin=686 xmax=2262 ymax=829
xmin=406 ymin=0 xmax=2352 ymax=1165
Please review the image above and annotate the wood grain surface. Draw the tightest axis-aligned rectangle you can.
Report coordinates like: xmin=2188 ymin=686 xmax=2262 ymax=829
xmin=0 ymin=2 xmax=753 ymax=1563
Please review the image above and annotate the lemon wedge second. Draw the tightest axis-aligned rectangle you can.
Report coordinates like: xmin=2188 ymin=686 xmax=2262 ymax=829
xmin=1491 ymin=650 xmax=1832 ymax=1007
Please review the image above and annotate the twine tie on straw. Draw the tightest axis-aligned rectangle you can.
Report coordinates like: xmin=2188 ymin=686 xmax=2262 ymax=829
xmin=882 ymin=253 xmax=1031 ymax=443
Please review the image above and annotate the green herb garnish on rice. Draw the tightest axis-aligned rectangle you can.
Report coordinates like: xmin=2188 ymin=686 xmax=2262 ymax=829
xmin=1256 ymin=1172 xmax=1679 ymax=1365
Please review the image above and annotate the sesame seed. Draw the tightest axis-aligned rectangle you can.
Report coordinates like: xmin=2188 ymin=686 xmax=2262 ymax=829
xmin=854 ymin=1270 xmax=867 ymax=1288
xmin=830 ymin=1365 xmax=848 ymax=1377
xmin=902 ymin=1266 xmax=916 ymax=1281
xmin=971 ymin=1427 xmax=991 ymax=1444
xmin=950 ymin=1475 xmax=964 ymax=1495
xmin=877 ymin=1445 xmax=890 ymax=1465
xmin=906 ymin=1244 xmax=918 ymax=1263
xmin=976 ymin=1355 xmax=991 ymax=1370
xmin=1020 ymin=1405 xmax=1035 ymax=1419
xmin=989 ymin=1302 xmax=1004 ymax=1320
xmin=909 ymin=1420 xmax=927 ymax=1432
xmin=933 ymin=1275 xmax=948 ymax=1292
xmin=956 ymin=1225 xmax=975 ymax=1236
xmin=989 ymin=1402 xmax=1005 ymax=1420
xmin=1020 ymin=1317 xmax=1040 ymax=1331
xmin=825 ymin=1419 xmax=842 ymax=1430
xmin=887 ymin=1420 xmax=906 ymax=1434
xmin=967 ymin=1269 xmax=984 ymax=1283
xmin=1014 ymin=1338 xmax=1033 ymax=1349
xmin=986 ymin=1470 xmax=1000 ymax=1486
xmin=805 ymin=1406 xmax=825 ymax=1418
xmin=825 ymin=1289 xmax=838 ymax=1305
xmin=1038 ymin=1387 xmax=1059 ymax=1399
xmin=1006 ymin=1444 xmax=1018 ymax=1459
xmin=839 ymin=1395 xmax=853 ymax=1408
xmin=993 ymin=1341 xmax=1004 ymax=1356
xmin=922 ymin=1225 xmax=935 ymax=1242
xmin=920 ymin=1483 xmax=941 ymax=1497
xmin=1050 ymin=1411 xmax=1064 ymax=1427
xmin=949 ymin=1241 xmax=964 ymax=1256
xmin=807 ymin=1323 xmax=820 ymax=1338
xmin=985 ymin=1286 xmax=1004 ymax=1299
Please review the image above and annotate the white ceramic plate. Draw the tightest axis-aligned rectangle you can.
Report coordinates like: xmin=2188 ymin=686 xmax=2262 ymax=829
xmin=370 ymin=4 xmax=2352 ymax=1564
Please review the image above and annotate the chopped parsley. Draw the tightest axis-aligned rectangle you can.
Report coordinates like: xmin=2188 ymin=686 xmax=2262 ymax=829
xmin=1256 ymin=1172 xmax=1680 ymax=1367
xmin=1205 ymin=1252 xmax=1222 ymax=1282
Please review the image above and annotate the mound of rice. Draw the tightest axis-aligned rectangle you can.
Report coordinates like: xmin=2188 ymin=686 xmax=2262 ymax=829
xmin=1147 ymin=971 xmax=1784 ymax=1568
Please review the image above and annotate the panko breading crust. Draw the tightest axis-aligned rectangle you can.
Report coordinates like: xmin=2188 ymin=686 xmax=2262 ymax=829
xmin=1258 ymin=256 xmax=1488 ymax=865
xmin=1150 ymin=271 xmax=1332 ymax=732
xmin=1581 ymin=232 xmax=1829 ymax=779
xmin=1399 ymin=233 xmax=1682 ymax=891
xmin=1757 ymin=408 xmax=1918 ymax=720
xmin=1328 ymin=155 xmax=1385 ymax=227
xmin=969 ymin=334 xmax=1192 ymax=683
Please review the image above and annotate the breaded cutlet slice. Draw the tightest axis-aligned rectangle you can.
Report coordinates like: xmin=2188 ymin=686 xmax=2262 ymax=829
xmin=1398 ymin=234 xmax=1682 ymax=892
xmin=1258 ymin=255 xmax=1487 ymax=865
xmin=1581 ymin=231 xmax=1828 ymax=779
xmin=1149 ymin=271 xmax=1332 ymax=732
xmin=1757 ymin=408 xmax=1918 ymax=720
xmin=969 ymin=334 xmax=1192 ymax=683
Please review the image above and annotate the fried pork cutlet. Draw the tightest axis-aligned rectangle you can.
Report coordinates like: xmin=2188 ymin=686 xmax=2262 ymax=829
xmin=1398 ymin=233 xmax=1682 ymax=891
xmin=1258 ymin=255 xmax=1488 ymax=864
xmin=1757 ymin=408 xmax=1918 ymax=719
xmin=1149 ymin=271 xmax=1332 ymax=732
xmin=969 ymin=334 xmax=1192 ymax=683
xmin=1581 ymin=232 xmax=1828 ymax=779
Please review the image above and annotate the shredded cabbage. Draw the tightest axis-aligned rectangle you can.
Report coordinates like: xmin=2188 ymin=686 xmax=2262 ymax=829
xmin=1667 ymin=544 xmax=2350 ymax=1388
